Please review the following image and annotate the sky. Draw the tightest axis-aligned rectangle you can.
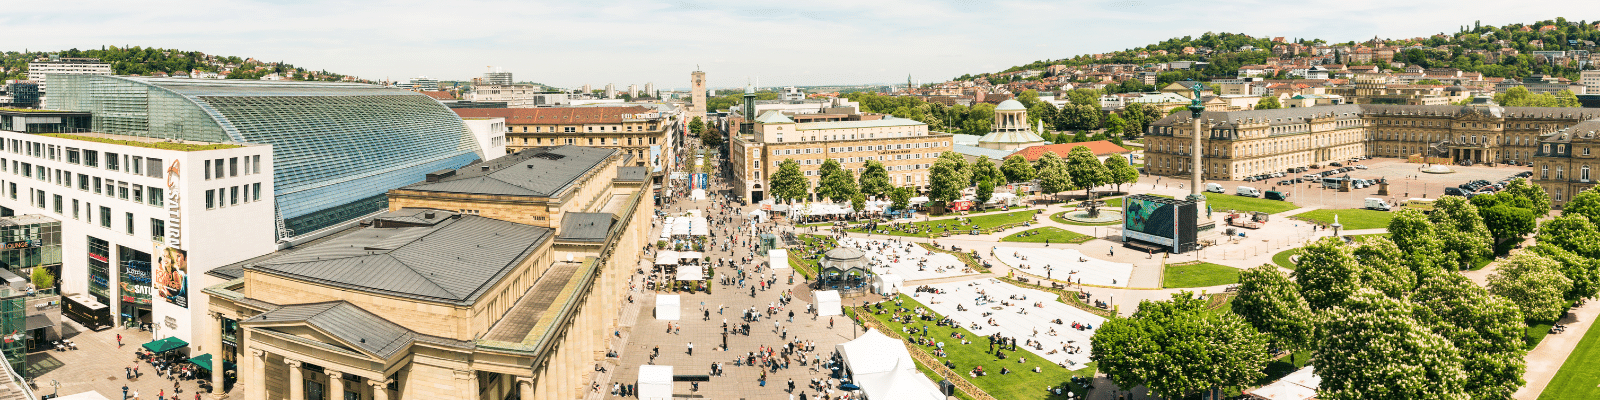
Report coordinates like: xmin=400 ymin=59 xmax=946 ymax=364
xmin=3 ymin=0 xmax=1586 ymax=90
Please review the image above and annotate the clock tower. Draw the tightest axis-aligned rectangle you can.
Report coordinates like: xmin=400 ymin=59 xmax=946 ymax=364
xmin=691 ymin=69 xmax=707 ymax=119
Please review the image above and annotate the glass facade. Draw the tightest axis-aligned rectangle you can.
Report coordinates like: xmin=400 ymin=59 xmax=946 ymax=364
xmin=48 ymin=75 xmax=482 ymax=236
xmin=0 ymin=215 xmax=61 ymax=275
xmin=87 ymin=236 xmax=109 ymax=303
xmin=117 ymin=245 xmax=152 ymax=326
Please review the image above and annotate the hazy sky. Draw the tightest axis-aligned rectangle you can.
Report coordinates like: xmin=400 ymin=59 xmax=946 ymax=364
xmin=4 ymin=0 xmax=1583 ymax=89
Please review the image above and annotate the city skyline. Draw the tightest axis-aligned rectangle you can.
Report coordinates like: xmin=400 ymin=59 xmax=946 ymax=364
xmin=1 ymin=0 xmax=1585 ymax=88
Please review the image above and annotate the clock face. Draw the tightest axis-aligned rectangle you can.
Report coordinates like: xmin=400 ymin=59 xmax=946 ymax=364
xmin=696 ymin=80 xmax=703 ymax=85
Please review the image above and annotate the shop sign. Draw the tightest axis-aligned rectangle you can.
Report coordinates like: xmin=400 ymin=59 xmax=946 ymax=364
xmin=2 ymin=240 xmax=36 ymax=250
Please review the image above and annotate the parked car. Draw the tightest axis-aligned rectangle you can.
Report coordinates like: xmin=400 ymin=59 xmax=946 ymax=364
xmin=1265 ymin=191 xmax=1290 ymax=201
xmin=1330 ymin=162 xmax=1344 ymax=167
xmin=1237 ymin=186 xmax=1262 ymax=197
xmin=1206 ymin=183 xmax=1226 ymax=193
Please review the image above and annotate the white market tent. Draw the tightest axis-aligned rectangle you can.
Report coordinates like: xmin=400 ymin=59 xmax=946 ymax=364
xmin=769 ymin=249 xmax=788 ymax=269
xmin=676 ymin=266 xmax=705 ymax=281
xmin=654 ymin=251 xmax=679 ymax=265
xmin=873 ymin=273 xmax=905 ymax=296
xmin=53 ymin=392 xmax=113 ymax=400
xmin=814 ymin=290 xmax=842 ymax=316
xmin=835 ymin=329 xmax=946 ymax=400
xmin=908 ymin=196 xmax=930 ymax=207
xmin=637 ymin=365 xmax=674 ymax=400
xmin=678 ymin=251 xmax=704 ymax=261
xmin=747 ymin=209 xmax=768 ymax=223
xmin=691 ymin=189 xmax=706 ymax=201
xmin=655 ymin=295 xmax=681 ymax=321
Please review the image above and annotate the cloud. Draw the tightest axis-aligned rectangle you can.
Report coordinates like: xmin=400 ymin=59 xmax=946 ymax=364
xmin=0 ymin=0 xmax=1584 ymax=88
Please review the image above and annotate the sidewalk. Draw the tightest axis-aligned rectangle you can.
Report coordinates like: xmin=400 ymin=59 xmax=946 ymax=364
xmin=1515 ymin=299 xmax=1598 ymax=399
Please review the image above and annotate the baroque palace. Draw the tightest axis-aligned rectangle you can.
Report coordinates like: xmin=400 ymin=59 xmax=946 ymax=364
xmin=1142 ymin=98 xmax=1600 ymax=206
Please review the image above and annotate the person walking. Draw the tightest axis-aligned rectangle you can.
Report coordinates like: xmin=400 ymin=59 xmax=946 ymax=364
xmin=687 ymin=342 xmax=694 ymax=356
xmin=122 ymin=385 xmax=129 ymax=400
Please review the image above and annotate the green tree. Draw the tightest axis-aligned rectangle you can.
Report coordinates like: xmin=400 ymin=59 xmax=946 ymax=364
xmin=1527 ymin=243 xmax=1600 ymax=303
xmin=1064 ymin=146 xmax=1110 ymax=197
xmin=850 ymin=193 xmax=866 ymax=217
xmin=1430 ymin=196 xmax=1494 ymax=269
xmin=1234 ymin=265 xmax=1314 ymax=364
xmin=1479 ymin=204 xmax=1537 ymax=245
xmin=819 ymin=167 xmax=859 ymax=203
xmin=1034 ymin=151 xmax=1073 ymax=201
xmin=688 ymin=116 xmax=705 ymax=135
xmin=1388 ymin=209 xmax=1456 ymax=274
xmin=1256 ymin=96 xmax=1282 ymax=109
xmin=1091 ymin=292 xmax=1272 ymax=399
xmin=1315 ymin=290 xmax=1469 ymax=400
xmin=1411 ymin=273 xmax=1528 ymax=400
xmin=1487 ymin=253 xmax=1573 ymax=322
xmin=1015 ymin=89 xmax=1041 ymax=108
xmin=768 ymin=159 xmax=809 ymax=203
xmin=1102 ymin=113 xmax=1127 ymax=138
xmin=858 ymin=160 xmax=892 ymax=200
xmin=888 ymin=186 xmax=913 ymax=211
xmin=1502 ymin=178 xmax=1551 ymax=215
xmin=974 ymin=178 xmax=995 ymax=208
xmin=1103 ymin=155 xmax=1139 ymax=193
xmin=1536 ymin=214 xmax=1600 ymax=258
xmin=927 ymin=152 xmax=971 ymax=209
xmin=968 ymin=156 xmax=1004 ymax=187
xmin=29 ymin=268 xmax=53 ymax=289
xmin=1561 ymin=187 xmax=1600 ymax=222
xmin=1000 ymin=154 xmax=1036 ymax=184
xmin=1293 ymin=237 xmax=1365 ymax=310
xmin=1351 ymin=238 xmax=1420 ymax=299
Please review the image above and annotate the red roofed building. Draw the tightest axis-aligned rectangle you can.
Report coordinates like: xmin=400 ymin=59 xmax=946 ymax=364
xmin=451 ymin=106 xmax=668 ymax=167
xmin=1016 ymin=141 xmax=1131 ymax=162
xmin=419 ymin=90 xmax=455 ymax=100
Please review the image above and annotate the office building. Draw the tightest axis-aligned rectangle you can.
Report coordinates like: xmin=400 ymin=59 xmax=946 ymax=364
xmin=406 ymin=76 xmax=440 ymax=91
xmin=27 ymin=55 xmax=111 ymax=94
xmin=45 ymin=75 xmax=485 ymax=238
xmin=484 ymin=69 xmax=513 ymax=86
xmin=451 ymin=106 xmax=672 ymax=173
xmin=464 ymin=85 xmax=571 ymax=107
xmin=1582 ymin=70 xmax=1600 ymax=96
xmin=205 ymin=145 xmax=649 ymax=400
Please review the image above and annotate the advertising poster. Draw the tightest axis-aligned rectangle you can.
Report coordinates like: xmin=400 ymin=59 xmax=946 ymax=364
xmin=153 ymin=244 xmax=188 ymax=308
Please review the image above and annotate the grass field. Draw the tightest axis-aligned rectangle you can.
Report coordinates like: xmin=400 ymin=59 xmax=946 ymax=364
xmin=866 ymin=294 xmax=1093 ymax=400
xmin=1539 ymin=318 xmax=1600 ymax=399
xmin=1202 ymin=192 xmax=1300 ymax=214
xmin=850 ymin=210 xmax=1037 ymax=237
xmin=1001 ymin=227 xmax=1093 ymax=244
xmin=1163 ymin=262 xmax=1242 ymax=288
xmin=787 ymin=234 xmax=837 ymax=278
xmin=1291 ymin=209 xmax=1394 ymax=230
xmin=1272 ymin=248 xmax=1301 ymax=270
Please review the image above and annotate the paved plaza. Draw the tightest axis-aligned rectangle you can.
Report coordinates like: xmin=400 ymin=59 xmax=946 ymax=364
xmin=26 ymin=319 xmax=213 ymax=400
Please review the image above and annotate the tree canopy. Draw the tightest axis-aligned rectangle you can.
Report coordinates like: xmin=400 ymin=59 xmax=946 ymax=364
xmin=768 ymin=159 xmax=808 ymax=203
xmin=1091 ymin=292 xmax=1271 ymax=399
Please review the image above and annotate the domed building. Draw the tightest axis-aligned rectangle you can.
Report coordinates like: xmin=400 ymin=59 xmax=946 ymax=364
xmin=978 ymin=99 xmax=1047 ymax=151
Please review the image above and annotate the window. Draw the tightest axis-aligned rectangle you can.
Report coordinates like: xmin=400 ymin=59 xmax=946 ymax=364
xmin=133 ymin=185 xmax=143 ymax=203
xmin=72 ymin=199 xmax=79 ymax=219
xmin=1586 ymin=166 xmax=1592 ymax=182
xmin=78 ymin=174 xmax=88 ymax=191
xmin=230 ymin=157 xmax=239 ymax=177
xmin=205 ymin=161 xmax=212 ymax=180
xmin=53 ymin=194 xmax=61 ymax=214
xmin=151 ymin=219 xmax=165 ymax=242
xmin=118 ymin=183 xmax=128 ymax=200
xmin=252 ymin=183 xmax=261 ymax=201
xmin=132 ymin=156 xmax=143 ymax=175
xmin=149 ymin=187 xmax=163 ymax=206
xmin=84 ymin=150 xmax=98 ymax=167
xmin=93 ymin=177 xmax=102 ymax=194
xmin=67 ymin=148 xmax=80 ymax=164
xmin=99 ymin=207 xmax=110 ymax=228
xmin=230 ymin=186 xmax=238 ymax=205
xmin=125 ymin=213 xmax=134 ymax=235
xmin=106 ymin=153 xmax=120 ymax=171
xmin=242 ymin=185 xmax=249 ymax=203
xmin=206 ymin=190 xmax=215 ymax=209
xmin=243 ymin=157 xmax=251 ymax=175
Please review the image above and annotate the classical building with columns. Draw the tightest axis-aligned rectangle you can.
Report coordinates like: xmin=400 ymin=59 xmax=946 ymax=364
xmin=203 ymin=145 xmax=650 ymax=400
xmin=1143 ymin=99 xmax=1600 ymax=181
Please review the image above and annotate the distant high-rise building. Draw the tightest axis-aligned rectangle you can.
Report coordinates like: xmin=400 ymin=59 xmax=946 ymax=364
xmin=484 ymin=67 xmax=513 ymax=85
xmin=582 ymin=84 xmax=593 ymax=94
xmin=782 ymin=86 xmax=804 ymax=101
xmin=605 ymin=83 xmax=617 ymax=99
xmin=644 ymin=82 xmax=656 ymax=97
xmin=27 ymin=54 xmax=111 ymax=94
xmin=627 ymin=84 xmax=639 ymax=98
xmin=691 ymin=70 xmax=707 ymax=117
xmin=408 ymin=76 xmax=439 ymax=91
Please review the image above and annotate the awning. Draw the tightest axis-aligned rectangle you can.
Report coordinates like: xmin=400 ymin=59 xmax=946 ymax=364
xmin=142 ymin=337 xmax=189 ymax=353
xmin=24 ymin=314 xmax=52 ymax=331
xmin=188 ymin=353 xmax=237 ymax=372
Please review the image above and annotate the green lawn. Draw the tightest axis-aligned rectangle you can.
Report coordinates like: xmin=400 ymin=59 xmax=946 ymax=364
xmin=1272 ymin=248 xmax=1301 ymax=270
xmin=1291 ymin=209 xmax=1394 ymax=230
xmin=1163 ymin=262 xmax=1242 ymax=288
xmin=1049 ymin=211 xmax=1120 ymax=226
xmin=850 ymin=210 xmax=1038 ymax=237
xmin=1539 ymin=317 xmax=1600 ymax=399
xmin=865 ymin=294 xmax=1092 ymax=400
xmin=1201 ymin=192 xmax=1300 ymax=214
xmin=786 ymin=234 xmax=838 ymax=279
xmin=1001 ymin=227 xmax=1093 ymax=244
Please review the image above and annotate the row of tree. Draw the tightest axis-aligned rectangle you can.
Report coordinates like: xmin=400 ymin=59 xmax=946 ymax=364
xmin=1093 ymin=180 xmax=1600 ymax=399
xmin=842 ymin=90 xmax=1157 ymax=141
xmin=766 ymin=146 xmax=1138 ymax=214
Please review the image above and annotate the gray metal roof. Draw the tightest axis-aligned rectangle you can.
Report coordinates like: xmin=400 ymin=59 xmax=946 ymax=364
xmin=242 ymin=208 xmax=553 ymax=305
xmin=557 ymin=213 xmax=615 ymax=242
xmin=399 ymin=145 xmax=616 ymax=197
xmin=952 ymin=144 xmax=1017 ymax=160
xmin=482 ymin=261 xmax=582 ymax=343
xmin=616 ymin=166 xmax=648 ymax=182
xmin=1151 ymin=104 xmax=1364 ymax=128
xmin=121 ymin=76 xmax=418 ymax=97
xmin=246 ymin=301 xmax=415 ymax=359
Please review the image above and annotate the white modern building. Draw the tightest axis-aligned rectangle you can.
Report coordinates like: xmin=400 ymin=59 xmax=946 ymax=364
xmin=27 ymin=55 xmax=111 ymax=95
xmin=406 ymin=76 xmax=439 ymax=91
xmin=465 ymin=84 xmax=571 ymax=107
xmin=0 ymin=121 xmax=277 ymax=347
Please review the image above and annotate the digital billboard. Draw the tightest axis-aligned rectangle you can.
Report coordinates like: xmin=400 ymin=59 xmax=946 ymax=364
xmin=1122 ymin=195 xmax=1199 ymax=252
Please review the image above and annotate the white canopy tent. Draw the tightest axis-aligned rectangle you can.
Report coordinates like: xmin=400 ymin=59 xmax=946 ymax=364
xmin=53 ymin=392 xmax=113 ymax=400
xmin=835 ymin=329 xmax=946 ymax=400
xmin=678 ymin=251 xmax=704 ymax=261
xmin=908 ymin=196 xmax=930 ymax=207
xmin=769 ymin=249 xmax=788 ymax=269
xmin=690 ymin=189 xmax=706 ymax=201
xmin=637 ymin=365 xmax=674 ymax=400
xmin=654 ymin=251 xmax=679 ymax=265
xmin=676 ymin=266 xmax=705 ymax=281
xmin=1245 ymin=366 xmax=1320 ymax=400
xmin=747 ymin=209 xmax=768 ymax=223
xmin=655 ymin=295 xmax=681 ymax=321
xmin=814 ymin=290 xmax=843 ymax=316
xmin=873 ymin=273 xmax=906 ymax=296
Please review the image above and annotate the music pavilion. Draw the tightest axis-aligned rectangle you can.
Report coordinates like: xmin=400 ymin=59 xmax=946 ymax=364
xmin=204 ymin=145 xmax=650 ymax=400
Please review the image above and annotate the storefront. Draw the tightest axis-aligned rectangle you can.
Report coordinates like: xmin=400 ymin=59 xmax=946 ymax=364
xmin=0 ymin=215 xmax=62 ymax=283
xmin=118 ymin=245 xmax=153 ymax=328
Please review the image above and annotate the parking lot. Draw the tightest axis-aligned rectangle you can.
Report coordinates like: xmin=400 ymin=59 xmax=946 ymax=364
xmin=1196 ymin=157 xmax=1534 ymax=210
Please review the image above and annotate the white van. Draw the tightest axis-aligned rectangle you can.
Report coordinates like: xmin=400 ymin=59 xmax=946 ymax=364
xmin=1236 ymin=186 xmax=1261 ymax=197
xmin=1205 ymin=183 xmax=1225 ymax=193
xmin=1364 ymin=198 xmax=1391 ymax=211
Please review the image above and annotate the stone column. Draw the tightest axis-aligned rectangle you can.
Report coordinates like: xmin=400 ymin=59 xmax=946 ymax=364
xmin=284 ymin=359 xmax=304 ymax=400
xmin=368 ymin=380 xmax=391 ymax=400
xmin=249 ymin=349 xmax=268 ymax=400
xmin=325 ymin=369 xmax=345 ymax=400
xmin=516 ymin=376 xmax=534 ymax=400
xmin=211 ymin=313 xmax=227 ymax=398
xmin=454 ymin=370 xmax=479 ymax=400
